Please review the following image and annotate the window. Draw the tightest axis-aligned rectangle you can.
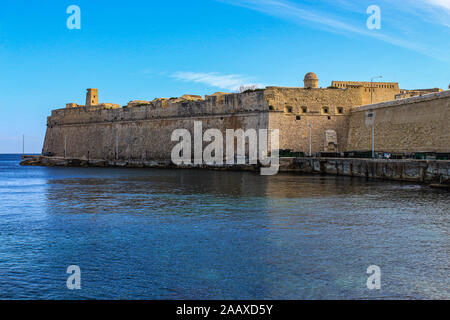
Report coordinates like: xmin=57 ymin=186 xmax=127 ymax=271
xmin=296 ymin=115 xmax=301 ymax=121
xmin=337 ymin=107 xmax=344 ymax=114
xmin=328 ymin=116 xmax=331 ymax=120
xmin=322 ymin=107 xmax=329 ymax=114
xmin=301 ymin=107 xmax=308 ymax=114
xmin=285 ymin=106 xmax=293 ymax=114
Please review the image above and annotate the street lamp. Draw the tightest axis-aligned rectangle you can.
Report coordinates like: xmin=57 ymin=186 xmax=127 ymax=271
xmin=370 ymin=76 xmax=382 ymax=159
xmin=309 ymin=120 xmax=312 ymax=157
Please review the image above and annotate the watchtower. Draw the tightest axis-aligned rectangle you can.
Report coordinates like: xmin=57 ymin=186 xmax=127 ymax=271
xmin=86 ymin=88 xmax=99 ymax=106
xmin=304 ymin=72 xmax=319 ymax=89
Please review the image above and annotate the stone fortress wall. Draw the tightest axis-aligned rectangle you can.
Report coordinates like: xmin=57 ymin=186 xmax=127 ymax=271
xmin=347 ymin=90 xmax=450 ymax=153
xmin=331 ymin=80 xmax=401 ymax=105
xmin=265 ymin=85 xmax=363 ymax=154
xmin=43 ymin=91 xmax=269 ymax=160
xmin=42 ymin=72 xmax=449 ymax=161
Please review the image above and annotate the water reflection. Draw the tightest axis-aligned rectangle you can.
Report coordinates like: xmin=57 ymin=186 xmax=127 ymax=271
xmin=0 ymin=155 xmax=448 ymax=299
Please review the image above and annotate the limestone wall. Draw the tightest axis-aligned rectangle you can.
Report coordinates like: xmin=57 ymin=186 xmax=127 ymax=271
xmin=331 ymin=81 xmax=401 ymax=105
xmin=264 ymin=87 xmax=362 ymax=153
xmin=44 ymin=86 xmax=367 ymax=161
xmin=346 ymin=91 xmax=450 ymax=153
xmin=43 ymin=91 xmax=269 ymax=160
xmin=278 ymin=157 xmax=450 ymax=184
xmin=264 ymin=86 xmax=364 ymax=112
xmin=268 ymin=113 xmax=350 ymax=154
xmin=42 ymin=86 xmax=449 ymax=162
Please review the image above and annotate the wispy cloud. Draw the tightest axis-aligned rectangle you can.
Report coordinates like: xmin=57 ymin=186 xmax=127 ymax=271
xmin=422 ymin=0 xmax=450 ymax=10
xmin=172 ymin=71 xmax=264 ymax=91
xmin=406 ymin=0 xmax=450 ymax=27
xmin=221 ymin=0 xmax=365 ymax=35
xmin=219 ymin=0 xmax=450 ymax=63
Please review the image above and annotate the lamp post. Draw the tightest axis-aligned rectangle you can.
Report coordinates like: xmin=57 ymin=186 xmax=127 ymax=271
xmin=309 ymin=120 xmax=312 ymax=157
xmin=370 ymin=76 xmax=382 ymax=158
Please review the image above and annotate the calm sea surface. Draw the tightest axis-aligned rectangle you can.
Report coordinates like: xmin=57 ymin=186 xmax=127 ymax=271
xmin=0 ymin=154 xmax=448 ymax=299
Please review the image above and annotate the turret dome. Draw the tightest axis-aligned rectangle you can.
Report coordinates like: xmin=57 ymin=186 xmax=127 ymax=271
xmin=303 ymin=72 xmax=319 ymax=88
xmin=304 ymin=72 xmax=318 ymax=80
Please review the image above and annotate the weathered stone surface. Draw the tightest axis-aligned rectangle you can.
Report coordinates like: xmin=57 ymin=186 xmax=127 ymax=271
xmin=181 ymin=94 xmax=203 ymax=101
xmin=41 ymin=74 xmax=449 ymax=165
xmin=21 ymin=155 xmax=449 ymax=185
xmin=347 ymin=91 xmax=450 ymax=153
xmin=127 ymin=100 xmax=151 ymax=108
xmin=43 ymin=90 xmax=268 ymax=161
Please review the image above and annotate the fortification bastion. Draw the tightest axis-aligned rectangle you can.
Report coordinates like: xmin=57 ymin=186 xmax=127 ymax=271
xmin=40 ymin=73 xmax=448 ymax=163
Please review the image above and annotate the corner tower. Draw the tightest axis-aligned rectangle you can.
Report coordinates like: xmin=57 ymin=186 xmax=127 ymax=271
xmin=86 ymin=88 xmax=99 ymax=106
xmin=304 ymin=72 xmax=319 ymax=88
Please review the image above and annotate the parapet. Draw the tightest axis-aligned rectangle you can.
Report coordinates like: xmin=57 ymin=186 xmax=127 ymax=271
xmin=50 ymin=89 xmax=267 ymax=128
xmin=127 ymin=100 xmax=151 ymax=108
xmin=209 ymin=92 xmax=231 ymax=96
xmin=395 ymin=88 xmax=443 ymax=100
xmin=353 ymin=89 xmax=450 ymax=112
xmin=97 ymin=103 xmax=121 ymax=110
xmin=331 ymin=81 xmax=399 ymax=90
xmin=205 ymin=92 xmax=231 ymax=104
xmin=181 ymin=94 xmax=203 ymax=101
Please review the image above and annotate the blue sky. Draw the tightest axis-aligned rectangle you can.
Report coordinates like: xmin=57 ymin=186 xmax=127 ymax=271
xmin=0 ymin=0 xmax=449 ymax=153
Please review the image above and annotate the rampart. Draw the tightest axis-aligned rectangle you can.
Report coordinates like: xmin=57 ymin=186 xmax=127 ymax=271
xmin=265 ymin=86 xmax=364 ymax=153
xmin=39 ymin=73 xmax=448 ymax=165
xmin=347 ymin=90 xmax=450 ymax=153
xmin=43 ymin=91 xmax=269 ymax=160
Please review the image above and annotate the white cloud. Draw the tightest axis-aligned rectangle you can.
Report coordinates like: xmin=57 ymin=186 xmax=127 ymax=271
xmin=219 ymin=0 xmax=450 ymax=63
xmin=423 ymin=0 xmax=450 ymax=10
xmin=221 ymin=0 xmax=366 ymax=36
xmin=416 ymin=0 xmax=450 ymax=26
xmin=172 ymin=71 xmax=264 ymax=91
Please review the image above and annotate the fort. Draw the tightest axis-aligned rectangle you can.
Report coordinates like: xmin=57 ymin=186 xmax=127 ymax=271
xmin=22 ymin=72 xmax=450 ymax=185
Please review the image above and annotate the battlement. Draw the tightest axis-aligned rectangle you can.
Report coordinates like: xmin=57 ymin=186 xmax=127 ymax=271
xmin=395 ymin=88 xmax=443 ymax=100
xmin=49 ymin=90 xmax=267 ymax=127
xmin=331 ymin=81 xmax=399 ymax=89
xmin=354 ymin=89 xmax=450 ymax=112
xmin=52 ymin=78 xmax=404 ymax=127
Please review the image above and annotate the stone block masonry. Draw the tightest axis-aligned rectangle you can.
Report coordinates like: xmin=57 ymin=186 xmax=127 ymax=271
xmin=43 ymin=91 xmax=269 ymax=161
xmin=21 ymin=155 xmax=450 ymax=187
xmin=347 ymin=90 xmax=450 ymax=154
xmin=279 ymin=158 xmax=450 ymax=185
xmin=39 ymin=73 xmax=448 ymax=167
